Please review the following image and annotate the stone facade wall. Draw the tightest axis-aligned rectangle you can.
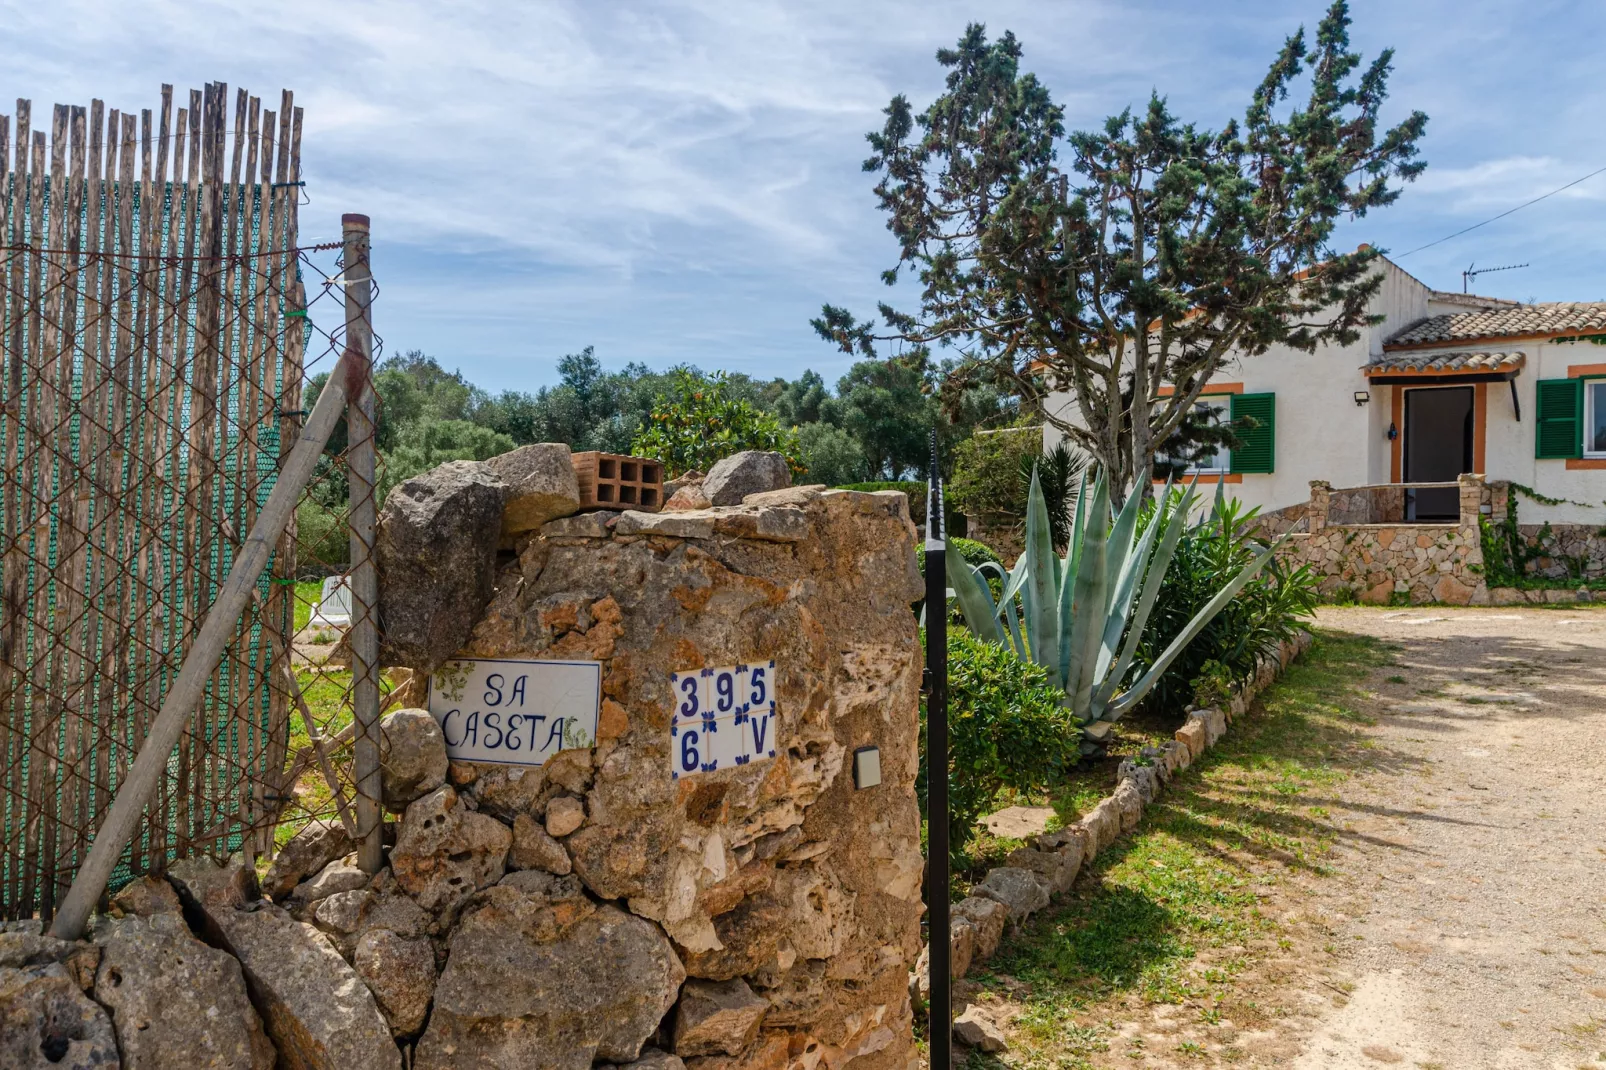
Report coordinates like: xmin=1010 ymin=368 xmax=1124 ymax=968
xmin=1273 ymin=475 xmax=1489 ymax=604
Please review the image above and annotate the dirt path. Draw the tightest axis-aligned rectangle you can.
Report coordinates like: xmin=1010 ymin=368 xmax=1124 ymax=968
xmin=1293 ymin=606 xmax=1606 ymax=1070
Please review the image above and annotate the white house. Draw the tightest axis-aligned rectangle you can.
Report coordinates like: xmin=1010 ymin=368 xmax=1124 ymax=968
xmin=1044 ymin=254 xmax=1606 ymax=526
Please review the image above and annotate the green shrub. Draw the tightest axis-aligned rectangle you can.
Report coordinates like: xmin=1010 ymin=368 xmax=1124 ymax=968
xmin=631 ymin=369 xmax=801 ymax=478
xmin=1133 ymin=491 xmax=1318 ymax=712
xmin=948 ymin=424 xmax=1041 ymax=519
xmin=915 ymin=536 xmax=1001 ymax=575
xmin=1189 ymin=658 xmax=1235 ymax=711
xmin=918 ymin=628 xmax=1079 ymax=861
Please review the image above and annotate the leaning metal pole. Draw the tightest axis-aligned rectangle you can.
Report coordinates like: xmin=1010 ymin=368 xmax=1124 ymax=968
xmin=49 ymin=345 xmax=360 ymax=941
xmin=924 ymin=433 xmax=951 ymax=1069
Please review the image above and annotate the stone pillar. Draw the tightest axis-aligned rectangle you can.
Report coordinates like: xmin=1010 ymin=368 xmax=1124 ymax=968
xmin=411 ymin=486 xmax=927 ymax=1070
xmin=1307 ymin=481 xmax=1332 ymax=533
xmin=1458 ymin=473 xmax=1486 ymax=533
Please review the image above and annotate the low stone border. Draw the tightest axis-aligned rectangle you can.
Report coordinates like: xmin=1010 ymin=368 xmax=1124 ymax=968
xmin=915 ymin=629 xmax=1316 ymax=1033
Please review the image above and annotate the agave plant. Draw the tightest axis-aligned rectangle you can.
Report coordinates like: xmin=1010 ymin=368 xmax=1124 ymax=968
xmin=946 ymin=467 xmax=1283 ymax=753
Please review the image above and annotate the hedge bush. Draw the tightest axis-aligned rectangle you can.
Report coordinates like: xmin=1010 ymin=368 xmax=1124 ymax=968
xmin=918 ymin=628 xmax=1079 ymax=862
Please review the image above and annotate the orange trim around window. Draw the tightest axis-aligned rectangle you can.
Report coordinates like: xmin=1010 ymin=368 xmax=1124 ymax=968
xmin=1569 ymin=363 xmax=1606 ymax=378
xmin=1154 ymin=473 xmax=1242 ymax=485
xmin=1566 ymin=458 xmax=1606 ymax=469
xmin=1473 ymin=382 xmax=1488 ymax=473
xmin=1155 ymin=382 xmax=1245 ymax=397
xmin=1390 ymin=385 xmax=1402 ymax=482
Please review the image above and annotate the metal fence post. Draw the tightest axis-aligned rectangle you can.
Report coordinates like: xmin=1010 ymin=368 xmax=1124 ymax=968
xmin=343 ymin=213 xmax=382 ymax=875
xmin=924 ymin=432 xmax=951 ymax=1070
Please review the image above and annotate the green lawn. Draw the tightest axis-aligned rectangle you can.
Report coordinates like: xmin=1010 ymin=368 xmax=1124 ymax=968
xmin=962 ymin=630 xmax=1395 ymax=1068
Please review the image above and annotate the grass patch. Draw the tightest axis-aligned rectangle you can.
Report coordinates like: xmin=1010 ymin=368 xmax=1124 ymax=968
xmin=975 ymin=629 xmax=1394 ymax=1066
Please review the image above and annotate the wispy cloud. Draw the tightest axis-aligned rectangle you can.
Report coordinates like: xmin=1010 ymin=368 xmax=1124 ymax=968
xmin=3 ymin=0 xmax=1605 ymax=386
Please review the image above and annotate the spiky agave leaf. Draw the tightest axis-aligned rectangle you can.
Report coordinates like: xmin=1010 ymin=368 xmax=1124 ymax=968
xmin=945 ymin=546 xmax=1007 ymax=647
xmin=1104 ymin=534 xmax=1287 ymax=718
xmin=1021 ymin=465 xmax=1060 ymax=671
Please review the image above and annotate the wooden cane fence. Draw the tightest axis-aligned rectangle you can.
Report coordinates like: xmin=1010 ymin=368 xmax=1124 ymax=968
xmin=0 ymin=82 xmax=379 ymax=922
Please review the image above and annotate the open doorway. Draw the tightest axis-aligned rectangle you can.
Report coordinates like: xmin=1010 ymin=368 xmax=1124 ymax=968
xmin=1404 ymin=386 xmax=1473 ymax=521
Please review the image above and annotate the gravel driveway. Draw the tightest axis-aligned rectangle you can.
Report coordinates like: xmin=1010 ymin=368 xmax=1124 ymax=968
xmin=1294 ymin=605 xmax=1606 ymax=1070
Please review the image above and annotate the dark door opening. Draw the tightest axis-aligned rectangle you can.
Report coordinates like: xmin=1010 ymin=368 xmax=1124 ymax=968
xmin=1404 ymin=386 xmax=1474 ymax=521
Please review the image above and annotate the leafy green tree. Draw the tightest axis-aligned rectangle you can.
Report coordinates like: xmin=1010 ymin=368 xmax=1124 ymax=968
xmin=383 ymin=419 xmax=515 ymax=500
xmin=794 ymin=421 xmax=866 ymax=485
xmin=948 ymin=424 xmax=1042 ymax=519
xmin=815 ymin=2 xmax=1426 ymax=502
xmin=630 ymin=369 xmax=800 ymax=477
xmin=834 ymin=360 xmax=935 ymax=480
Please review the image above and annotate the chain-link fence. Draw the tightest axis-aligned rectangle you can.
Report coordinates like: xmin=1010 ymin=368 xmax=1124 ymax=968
xmin=0 ymin=82 xmax=383 ymax=923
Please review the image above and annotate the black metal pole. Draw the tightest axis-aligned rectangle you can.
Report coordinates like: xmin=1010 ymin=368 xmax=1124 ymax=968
xmin=924 ymin=433 xmax=950 ymax=1069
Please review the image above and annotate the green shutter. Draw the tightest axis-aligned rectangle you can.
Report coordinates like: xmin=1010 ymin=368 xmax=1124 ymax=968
xmin=1534 ymin=378 xmax=1583 ymax=459
xmin=1229 ymin=392 xmax=1275 ymax=474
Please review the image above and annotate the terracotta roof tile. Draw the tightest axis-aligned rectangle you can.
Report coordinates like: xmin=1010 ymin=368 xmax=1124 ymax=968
xmin=1385 ymin=303 xmax=1606 ymax=348
xmin=1365 ymin=350 xmax=1525 ymax=375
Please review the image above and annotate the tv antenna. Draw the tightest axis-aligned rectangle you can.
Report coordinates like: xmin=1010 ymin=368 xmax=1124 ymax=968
xmin=1463 ymin=261 xmax=1529 ymax=293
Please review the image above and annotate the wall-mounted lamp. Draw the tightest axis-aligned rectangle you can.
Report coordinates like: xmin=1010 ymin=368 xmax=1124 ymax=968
xmin=1353 ymin=391 xmax=1371 ymax=407
xmin=1387 ymin=422 xmax=1398 ymax=441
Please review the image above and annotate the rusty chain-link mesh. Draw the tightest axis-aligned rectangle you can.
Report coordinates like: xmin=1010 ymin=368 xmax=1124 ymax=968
xmin=0 ymin=84 xmax=380 ymax=922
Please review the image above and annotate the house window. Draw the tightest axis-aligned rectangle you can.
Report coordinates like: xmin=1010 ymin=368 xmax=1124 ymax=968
xmin=1587 ymin=380 xmax=1606 ymax=457
xmin=1178 ymin=396 xmax=1231 ymax=473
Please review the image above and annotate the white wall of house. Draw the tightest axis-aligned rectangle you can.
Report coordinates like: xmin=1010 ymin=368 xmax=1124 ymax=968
xmin=1042 ymin=260 xmax=1606 ymax=526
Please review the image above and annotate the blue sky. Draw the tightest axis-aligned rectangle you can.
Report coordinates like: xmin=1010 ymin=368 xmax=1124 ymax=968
xmin=6 ymin=0 xmax=1606 ymax=392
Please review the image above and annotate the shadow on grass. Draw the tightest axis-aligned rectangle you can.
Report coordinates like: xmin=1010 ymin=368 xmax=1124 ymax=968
xmin=981 ymin=627 xmax=1400 ymax=1015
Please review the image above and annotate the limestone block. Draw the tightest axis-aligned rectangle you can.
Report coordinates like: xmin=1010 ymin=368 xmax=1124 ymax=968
xmin=107 ymin=874 xmax=181 ymax=918
xmin=1004 ymin=847 xmax=1079 ymax=895
xmin=665 ymin=484 xmax=713 ymax=512
xmin=953 ymin=1006 xmax=1008 ymax=1052
xmin=1175 ymin=720 xmax=1207 ymax=760
xmin=0 ymin=962 xmax=119 ymax=1070
xmin=1189 ymin=707 xmax=1227 ymax=746
xmin=354 ymin=929 xmax=435 ymax=1037
xmin=615 ymin=511 xmax=717 ymax=539
xmin=1161 ymin=739 xmax=1192 ymax=775
xmin=487 ymin=443 xmax=581 ymax=536
xmin=390 ymin=786 xmax=511 ymax=914
xmin=953 ymin=897 xmax=1008 ymax=963
xmin=912 ymin=919 xmax=975 ymax=1001
xmin=621 ymin=1050 xmax=687 ymax=1070
xmin=511 ymin=813 xmax=573 ymax=874
xmin=293 ymin=857 xmax=368 ymax=906
xmin=178 ymin=889 xmax=398 ymax=1070
xmin=703 ymin=452 xmax=792 ymax=506
xmin=542 ymin=511 xmax=614 ymax=538
xmin=376 ymin=459 xmax=506 ymax=671
xmin=1078 ymin=798 xmax=1121 ymax=858
xmin=0 ymin=932 xmax=101 ymax=992
xmin=379 ymin=708 xmax=449 ymax=812
xmin=263 ymin=820 xmax=352 ymax=901
xmin=1115 ymin=760 xmax=1161 ymax=804
xmin=312 ymin=890 xmax=374 ymax=939
xmin=416 ymin=903 xmax=684 ymax=1070
xmin=1112 ymin=780 xmax=1145 ymax=833
xmin=545 ymin=795 xmax=586 ymax=837
xmin=970 ymin=868 xmax=1050 ymax=923
xmin=93 ymin=912 xmax=275 ymax=1069
xmin=1034 ymin=824 xmax=1088 ymax=858
xmin=674 ymin=978 xmax=769 ymax=1056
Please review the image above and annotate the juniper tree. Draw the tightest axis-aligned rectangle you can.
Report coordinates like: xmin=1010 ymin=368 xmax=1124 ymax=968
xmin=813 ymin=1 xmax=1426 ymax=502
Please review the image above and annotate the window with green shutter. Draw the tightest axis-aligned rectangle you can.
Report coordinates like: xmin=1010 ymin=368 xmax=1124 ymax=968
xmin=1534 ymin=378 xmax=1583 ymax=459
xmin=1229 ymin=392 xmax=1275 ymax=474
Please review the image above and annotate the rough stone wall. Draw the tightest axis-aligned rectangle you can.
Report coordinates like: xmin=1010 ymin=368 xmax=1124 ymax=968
xmin=442 ymin=485 xmax=927 ymax=1070
xmin=1517 ymin=523 xmax=1606 ymax=580
xmin=1273 ymin=476 xmax=1488 ymax=604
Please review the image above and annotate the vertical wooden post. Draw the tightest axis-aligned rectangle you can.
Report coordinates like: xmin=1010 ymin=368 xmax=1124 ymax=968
xmin=924 ymin=433 xmax=951 ymax=1070
xmin=343 ymin=213 xmax=382 ymax=875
